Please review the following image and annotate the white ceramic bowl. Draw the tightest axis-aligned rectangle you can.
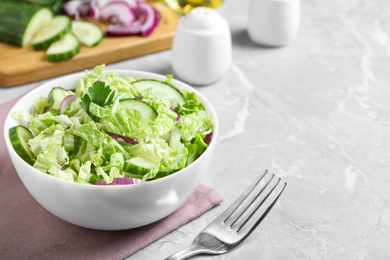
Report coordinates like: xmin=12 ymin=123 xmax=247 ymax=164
xmin=4 ymin=70 xmax=218 ymax=230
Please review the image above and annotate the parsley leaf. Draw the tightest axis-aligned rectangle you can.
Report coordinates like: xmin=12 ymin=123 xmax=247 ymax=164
xmin=80 ymin=81 xmax=115 ymax=122
xmin=88 ymin=81 xmax=115 ymax=107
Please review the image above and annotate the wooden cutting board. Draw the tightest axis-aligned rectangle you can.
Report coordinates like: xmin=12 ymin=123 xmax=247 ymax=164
xmin=0 ymin=2 xmax=179 ymax=88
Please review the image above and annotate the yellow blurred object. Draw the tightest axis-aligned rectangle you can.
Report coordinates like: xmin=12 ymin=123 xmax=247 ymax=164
xmin=162 ymin=0 xmax=223 ymax=15
xmin=186 ymin=0 xmax=206 ymax=5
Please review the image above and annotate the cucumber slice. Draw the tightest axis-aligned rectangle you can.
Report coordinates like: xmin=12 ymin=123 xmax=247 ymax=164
xmin=9 ymin=125 xmax=35 ymax=165
xmin=46 ymin=32 xmax=80 ymax=62
xmin=48 ymin=86 xmax=75 ymax=109
xmin=32 ymin=15 xmax=71 ymax=50
xmin=124 ymin=158 xmax=179 ymax=179
xmin=0 ymin=2 xmax=53 ymax=47
xmin=123 ymin=158 xmax=152 ymax=176
xmin=132 ymin=79 xmax=184 ymax=108
xmin=71 ymin=20 xmax=104 ymax=47
xmin=119 ymin=98 xmax=157 ymax=120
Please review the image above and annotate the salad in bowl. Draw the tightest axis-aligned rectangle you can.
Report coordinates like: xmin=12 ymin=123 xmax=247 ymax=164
xmin=9 ymin=64 xmax=214 ymax=185
xmin=4 ymin=65 xmax=218 ymax=230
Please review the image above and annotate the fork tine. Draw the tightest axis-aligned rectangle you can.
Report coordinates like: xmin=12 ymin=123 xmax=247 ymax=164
xmin=201 ymin=170 xmax=286 ymax=245
xmin=217 ymin=170 xmax=270 ymax=225
xmin=225 ymin=172 xmax=275 ymax=228
xmin=236 ymin=178 xmax=286 ymax=236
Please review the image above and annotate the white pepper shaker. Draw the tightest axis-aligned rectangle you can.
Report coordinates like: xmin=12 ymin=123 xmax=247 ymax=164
xmin=247 ymin=0 xmax=300 ymax=46
xmin=171 ymin=7 xmax=232 ymax=85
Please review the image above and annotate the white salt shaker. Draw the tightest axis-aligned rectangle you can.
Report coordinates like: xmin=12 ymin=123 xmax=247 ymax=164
xmin=247 ymin=0 xmax=300 ymax=46
xmin=172 ymin=7 xmax=232 ymax=85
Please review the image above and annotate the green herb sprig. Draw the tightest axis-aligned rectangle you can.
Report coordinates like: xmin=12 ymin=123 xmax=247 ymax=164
xmin=80 ymin=81 xmax=115 ymax=122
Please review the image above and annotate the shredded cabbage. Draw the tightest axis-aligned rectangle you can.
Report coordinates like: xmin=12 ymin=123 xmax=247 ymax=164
xmin=12 ymin=65 xmax=214 ymax=184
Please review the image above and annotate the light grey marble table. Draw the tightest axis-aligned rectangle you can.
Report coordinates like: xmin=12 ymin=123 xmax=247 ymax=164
xmin=2 ymin=0 xmax=390 ymax=259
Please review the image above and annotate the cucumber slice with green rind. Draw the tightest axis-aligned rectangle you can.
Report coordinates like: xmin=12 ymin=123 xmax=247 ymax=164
xmin=46 ymin=32 xmax=80 ymax=62
xmin=132 ymin=79 xmax=184 ymax=108
xmin=32 ymin=15 xmax=71 ymax=50
xmin=71 ymin=20 xmax=104 ymax=47
xmin=119 ymin=98 xmax=158 ymax=120
xmin=123 ymin=158 xmax=178 ymax=179
xmin=0 ymin=2 xmax=53 ymax=47
xmin=48 ymin=86 xmax=75 ymax=109
xmin=123 ymin=160 xmax=151 ymax=176
xmin=9 ymin=125 xmax=35 ymax=165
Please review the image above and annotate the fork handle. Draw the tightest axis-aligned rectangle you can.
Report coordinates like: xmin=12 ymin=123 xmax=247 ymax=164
xmin=164 ymin=244 xmax=210 ymax=260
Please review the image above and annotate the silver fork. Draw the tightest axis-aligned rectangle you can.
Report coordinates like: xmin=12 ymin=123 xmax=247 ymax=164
xmin=164 ymin=170 xmax=286 ymax=260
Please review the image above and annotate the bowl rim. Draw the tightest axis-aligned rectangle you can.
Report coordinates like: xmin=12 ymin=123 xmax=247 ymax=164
xmin=4 ymin=69 xmax=219 ymax=189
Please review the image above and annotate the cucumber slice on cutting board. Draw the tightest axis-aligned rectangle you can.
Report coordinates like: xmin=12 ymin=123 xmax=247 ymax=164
xmin=71 ymin=20 xmax=104 ymax=47
xmin=119 ymin=98 xmax=158 ymax=120
xmin=0 ymin=2 xmax=53 ymax=47
xmin=132 ymin=80 xmax=184 ymax=108
xmin=46 ymin=32 xmax=80 ymax=62
xmin=48 ymin=86 xmax=75 ymax=109
xmin=32 ymin=15 xmax=71 ymax=50
xmin=9 ymin=125 xmax=35 ymax=165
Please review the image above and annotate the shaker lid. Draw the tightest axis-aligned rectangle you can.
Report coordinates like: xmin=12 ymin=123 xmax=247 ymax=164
xmin=181 ymin=7 xmax=225 ymax=31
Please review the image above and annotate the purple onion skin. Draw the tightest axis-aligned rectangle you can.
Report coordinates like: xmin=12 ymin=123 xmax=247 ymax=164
xmin=105 ymin=131 xmax=139 ymax=145
xmin=94 ymin=178 xmax=144 ymax=185
xmin=60 ymin=95 xmax=77 ymax=115
xmin=170 ymin=108 xmax=180 ymax=123
xmin=103 ymin=1 xmax=160 ymax=36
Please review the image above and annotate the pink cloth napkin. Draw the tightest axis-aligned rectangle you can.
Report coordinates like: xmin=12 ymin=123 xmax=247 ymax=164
xmin=0 ymin=96 xmax=223 ymax=260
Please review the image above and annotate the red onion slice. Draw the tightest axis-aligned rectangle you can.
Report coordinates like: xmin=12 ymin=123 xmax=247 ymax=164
xmin=114 ymin=0 xmax=138 ymax=9
xmin=105 ymin=2 xmax=160 ymax=36
xmin=89 ymin=0 xmax=159 ymax=36
xmin=90 ymin=0 xmax=100 ymax=19
xmin=171 ymin=108 xmax=180 ymax=123
xmin=63 ymin=0 xmax=91 ymax=19
xmin=106 ymin=20 xmax=142 ymax=35
xmin=204 ymin=132 xmax=212 ymax=145
xmin=94 ymin=177 xmax=144 ymax=185
xmin=100 ymin=1 xmax=136 ymax=25
xmin=100 ymin=0 xmax=138 ymax=9
xmin=105 ymin=131 xmax=139 ymax=144
xmin=91 ymin=0 xmax=140 ymax=19
xmin=138 ymin=2 xmax=160 ymax=36
xmin=60 ymin=95 xmax=77 ymax=115
xmin=64 ymin=0 xmax=160 ymax=36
